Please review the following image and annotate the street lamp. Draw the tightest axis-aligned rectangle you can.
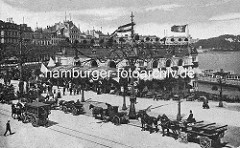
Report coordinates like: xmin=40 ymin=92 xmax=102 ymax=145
xmin=120 ymin=77 xmax=128 ymax=110
xmin=18 ymin=25 xmax=25 ymax=98
xmin=214 ymin=69 xmax=228 ymax=107
xmin=128 ymin=59 xmax=137 ymax=119
xmin=177 ymin=95 xmax=181 ymax=121
xmin=81 ymin=83 xmax=85 ymax=102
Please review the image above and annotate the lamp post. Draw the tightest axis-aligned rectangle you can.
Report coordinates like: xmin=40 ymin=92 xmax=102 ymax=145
xmin=120 ymin=77 xmax=128 ymax=110
xmin=128 ymin=59 xmax=137 ymax=119
xmin=214 ymin=69 xmax=228 ymax=107
xmin=18 ymin=25 xmax=24 ymax=98
xmin=176 ymin=78 xmax=186 ymax=121
xmin=177 ymin=96 xmax=181 ymax=121
xmin=176 ymin=80 xmax=182 ymax=121
xmin=122 ymin=86 xmax=127 ymax=110
xmin=81 ymin=86 xmax=85 ymax=102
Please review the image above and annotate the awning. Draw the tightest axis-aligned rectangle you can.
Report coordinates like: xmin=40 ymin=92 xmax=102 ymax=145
xmin=40 ymin=63 xmax=48 ymax=73
xmin=47 ymin=57 xmax=56 ymax=67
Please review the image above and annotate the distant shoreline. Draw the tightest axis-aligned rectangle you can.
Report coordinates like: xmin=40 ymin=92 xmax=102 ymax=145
xmin=198 ymin=49 xmax=240 ymax=53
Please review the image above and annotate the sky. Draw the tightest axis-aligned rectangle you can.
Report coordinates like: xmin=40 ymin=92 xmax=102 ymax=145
xmin=1 ymin=0 xmax=240 ymax=39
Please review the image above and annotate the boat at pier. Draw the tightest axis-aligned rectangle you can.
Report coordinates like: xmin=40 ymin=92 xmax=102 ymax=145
xmin=198 ymin=69 xmax=240 ymax=88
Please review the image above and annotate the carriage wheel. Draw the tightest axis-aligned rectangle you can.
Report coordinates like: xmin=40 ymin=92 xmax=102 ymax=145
xmin=22 ymin=115 xmax=28 ymax=123
xmin=200 ymin=136 xmax=212 ymax=148
xmin=44 ymin=118 xmax=49 ymax=127
xmin=179 ymin=132 xmax=188 ymax=143
xmin=72 ymin=107 xmax=78 ymax=116
xmin=112 ymin=116 xmax=120 ymax=125
xmin=12 ymin=113 xmax=17 ymax=119
xmin=62 ymin=106 xmax=68 ymax=113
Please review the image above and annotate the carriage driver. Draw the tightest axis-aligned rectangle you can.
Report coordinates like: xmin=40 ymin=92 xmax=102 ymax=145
xmin=186 ymin=110 xmax=196 ymax=123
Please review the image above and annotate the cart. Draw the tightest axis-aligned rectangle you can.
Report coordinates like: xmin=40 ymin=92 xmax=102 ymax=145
xmin=179 ymin=122 xmax=228 ymax=148
xmin=59 ymin=100 xmax=84 ymax=115
xmin=106 ymin=106 xmax=129 ymax=125
xmin=23 ymin=102 xmax=51 ymax=127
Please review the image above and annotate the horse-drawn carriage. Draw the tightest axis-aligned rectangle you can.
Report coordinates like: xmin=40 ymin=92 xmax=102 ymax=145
xmin=136 ymin=108 xmax=228 ymax=148
xmin=158 ymin=115 xmax=228 ymax=148
xmin=89 ymin=103 xmax=129 ymax=125
xmin=22 ymin=102 xmax=51 ymax=127
xmin=178 ymin=121 xmax=228 ymax=148
xmin=59 ymin=100 xmax=84 ymax=115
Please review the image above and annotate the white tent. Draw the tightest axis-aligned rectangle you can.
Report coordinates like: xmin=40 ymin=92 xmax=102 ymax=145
xmin=47 ymin=57 xmax=56 ymax=67
xmin=40 ymin=63 xmax=48 ymax=73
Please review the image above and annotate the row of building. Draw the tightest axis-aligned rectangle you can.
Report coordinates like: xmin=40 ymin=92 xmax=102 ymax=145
xmin=0 ymin=19 xmax=110 ymax=46
xmin=1 ymin=18 xmax=196 ymax=47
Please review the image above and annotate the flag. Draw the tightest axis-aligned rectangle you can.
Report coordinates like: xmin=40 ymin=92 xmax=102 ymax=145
xmin=171 ymin=25 xmax=187 ymax=32
xmin=112 ymin=22 xmax=135 ymax=35
xmin=118 ymin=22 xmax=135 ymax=30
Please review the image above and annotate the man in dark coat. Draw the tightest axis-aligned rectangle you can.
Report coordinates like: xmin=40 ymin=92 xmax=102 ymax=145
xmin=4 ymin=120 xmax=13 ymax=136
xmin=187 ymin=110 xmax=195 ymax=123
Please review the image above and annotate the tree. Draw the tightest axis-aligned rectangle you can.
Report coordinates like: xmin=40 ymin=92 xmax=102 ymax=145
xmin=99 ymin=39 xmax=104 ymax=44
xmin=155 ymin=37 xmax=160 ymax=42
xmin=58 ymin=39 xmax=70 ymax=47
xmin=134 ymin=34 xmax=140 ymax=41
xmin=146 ymin=37 xmax=150 ymax=42
xmin=107 ymin=37 xmax=114 ymax=47
xmin=119 ymin=37 xmax=125 ymax=43
xmin=34 ymin=68 xmax=41 ymax=76
xmin=82 ymin=40 xmax=88 ymax=44
xmin=212 ymin=85 xmax=218 ymax=91
xmin=90 ymin=39 xmax=95 ymax=44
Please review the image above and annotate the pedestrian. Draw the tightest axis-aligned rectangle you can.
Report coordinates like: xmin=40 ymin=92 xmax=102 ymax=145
xmin=63 ymin=86 xmax=66 ymax=95
xmin=186 ymin=110 xmax=196 ymax=123
xmin=202 ymin=97 xmax=210 ymax=109
xmin=4 ymin=120 xmax=13 ymax=136
xmin=69 ymin=87 xmax=72 ymax=95
xmin=73 ymin=86 xmax=77 ymax=95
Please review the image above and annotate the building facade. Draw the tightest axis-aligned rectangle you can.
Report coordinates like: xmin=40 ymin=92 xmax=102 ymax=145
xmin=0 ymin=20 xmax=20 ymax=44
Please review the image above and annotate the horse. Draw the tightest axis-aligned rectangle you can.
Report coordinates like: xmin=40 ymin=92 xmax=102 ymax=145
xmin=89 ymin=104 xmax=106 ymax=120
xmin=136 ymin=110 xmax=159 ymax=133
xmin=158 ymin=114 xmax=180 ymax=138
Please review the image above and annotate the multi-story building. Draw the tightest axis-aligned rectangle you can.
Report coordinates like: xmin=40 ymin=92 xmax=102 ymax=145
xmin=20 ymin=24 xmax=33 ymax=43
xmin=66 ymin=21 xmax=81 ymax=43
xmin=0 ymin=20 xmax=19 ymax=44
xmin=0 ymin=20 xmax=33 ymax=45
xmin=32 ymin=28 xmax=52 ymax=45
